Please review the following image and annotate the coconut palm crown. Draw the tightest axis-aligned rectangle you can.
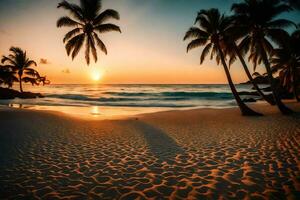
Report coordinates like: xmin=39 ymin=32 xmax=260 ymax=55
xmin=57 ymin=0 xmax=121 ymax=65
xmin=231 ymin=0 xmax=294 ymax=69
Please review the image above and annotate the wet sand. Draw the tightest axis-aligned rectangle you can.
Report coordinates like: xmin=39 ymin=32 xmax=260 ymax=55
xmin=0 ymin=103 xmax=299 ymax=199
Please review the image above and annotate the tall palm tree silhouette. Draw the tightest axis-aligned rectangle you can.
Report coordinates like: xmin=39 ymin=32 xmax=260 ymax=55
xmin=1 ymin=47 xmax=38 ymax=93
xmin=225 ymin=17 xmax=275 ymax=105
xmin=57 ymin=0 xmax=121 ymax=65
xmin=184 ymin=9 xmax=261 ymax=116
xmin=231 ymin=0 xmax=295 ymax=114
xmin=272 ymin=29 xmax=300 ymax=102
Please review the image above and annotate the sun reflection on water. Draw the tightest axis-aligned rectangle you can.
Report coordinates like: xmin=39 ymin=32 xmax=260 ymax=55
xmin=91 ymin=106 xmax=101 ymax=116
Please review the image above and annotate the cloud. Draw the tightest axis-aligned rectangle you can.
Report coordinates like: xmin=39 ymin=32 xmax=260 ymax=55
xmin=62 ymin=68 xmax=70 ymax=74
xmin=40 ymin=58 xmax=50 ymax=64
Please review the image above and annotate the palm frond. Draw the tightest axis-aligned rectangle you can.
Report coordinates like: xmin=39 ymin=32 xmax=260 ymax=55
xmin=94 ymin=33 xmax=107 ymax=54
xmin=195 ymin=14 xmax=212 ymax=33
xmin=57 ymin=0 xmax=84 ymax=22
xmin=267 ymin=19 xmax=296 ymax=28
xmin=89 ymin=35 xmax=97 ymax=62
xmin=263 ymin=38 xmax=275 ymax=56
xmin=187 ymin=38 xmax=207 ymax=52
xmin=63 ymin=28 xmax=82 ymax=43
xmin=273 ymin=2 xmax=293 ymax=16
xmin=94 ymin=24 xmax=121 ymax=33
xmin=57 ymin=16 xmax=81 ymax=28
xmin=22 ymin=77 xmax=39 ymax=86
xmin=85 ymin=36 xmax=91 ymax=65
xmin=25 ymin=60 xmax=37 ymax=68
xmin=1 ymin=56 xmax=17 ymax=65
xmin=200 ymin=43 xmax=212 ymax=64
xmin=238 ymin=36 xmax=251 ymax=57
xmin=24 ymin=68 xmax=38 ymax=77
xmin=183 ymin=27 xmax=208 ymax=41
xmin=65 ymin=33 xmax=85 ymax=56
xmin=94 ymin=9 xmax=120 ymax=25
xmin=9 ymin=47 xmax=23 ymax=55
xmin=70 ymin=34 xmax=85 ymax=59
xmin=229 ymin=54 xmax=237 ymax=67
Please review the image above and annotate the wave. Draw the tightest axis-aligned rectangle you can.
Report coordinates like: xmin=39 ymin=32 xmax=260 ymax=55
xmin=103 ymin=92 xmax=150 ymax=96
xmin=103 ymin=91 xmax=234 ymax=99
xmin=47 ymin=92 xmax=234 ymax=102
xmin=47 ymin=94 xmax=189 ymax=102
xmin=161 ymin=92 xmax=233 ymax=99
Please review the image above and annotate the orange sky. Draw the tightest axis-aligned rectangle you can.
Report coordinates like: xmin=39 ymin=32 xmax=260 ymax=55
xmin=1 ymin=0 xmax=296 ymax=84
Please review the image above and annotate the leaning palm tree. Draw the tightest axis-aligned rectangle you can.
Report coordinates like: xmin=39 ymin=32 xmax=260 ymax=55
xmin=1 ymin=47 xmax=38 ymax=93
xmin=231 ymin=0 xmax=295 ymax=114
xmin=271 ymin=30 xmax=300 ymax=101
xmin=57 ymin=0 xmax=121 ymax=65
xmin=184 ymin=9 xmax=261 ymax=116
xmin=224 ymin=37 xmax=275 ymax=105
xmin=225 ymin=18 xmax=275 ymax=105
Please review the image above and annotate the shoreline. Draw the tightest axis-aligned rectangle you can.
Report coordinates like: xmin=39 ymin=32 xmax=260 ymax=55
xmin=0 ymin=100 xmax=270 ymax=121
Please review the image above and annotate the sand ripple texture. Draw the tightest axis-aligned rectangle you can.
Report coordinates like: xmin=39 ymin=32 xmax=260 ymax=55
xmin=0 ymin=107 xmax=300 ymax=199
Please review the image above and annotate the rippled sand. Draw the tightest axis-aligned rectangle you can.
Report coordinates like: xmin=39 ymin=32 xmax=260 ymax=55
xmin=0 ymin=103 xmax=299 ymax=199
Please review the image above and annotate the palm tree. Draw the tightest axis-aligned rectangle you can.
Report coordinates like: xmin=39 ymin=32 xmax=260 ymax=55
xmin=225 ymin=20 xmax=276 ymax=105
xmin=271 ymin=29 xmax=300 ymax=101
xmin=1 ymin=47 xmax=38 ymax=93
xmin=231 ymin=0 xmax=295 ymax=114
xmin=57 ymin=0 xmax=121 ymax=65
xmin=184 ymin=9 xmax=262 ymax=116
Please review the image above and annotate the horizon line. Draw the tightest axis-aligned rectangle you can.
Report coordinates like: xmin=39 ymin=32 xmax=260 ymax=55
xmin=32 ymin=83 xmax=250 ymax=85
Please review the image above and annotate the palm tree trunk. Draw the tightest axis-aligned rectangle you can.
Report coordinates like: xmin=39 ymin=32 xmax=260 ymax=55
xmin=217 ymin=44 xmax=262 ymax=116
xmin=233 ymin=44 xmax=275 ymax=105
xmin=260 ymin=50 xmax=293 ymax=114
xmin=19 ymin=75 xmax=23 ymax=93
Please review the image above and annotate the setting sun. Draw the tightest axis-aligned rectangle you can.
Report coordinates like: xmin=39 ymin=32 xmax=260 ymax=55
xmin=91 ymin=69 xmax=103 ymax=81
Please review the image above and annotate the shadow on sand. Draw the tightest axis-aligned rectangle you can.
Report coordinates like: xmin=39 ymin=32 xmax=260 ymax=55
xmin=132 ymin=120 xmax=185 ymax=162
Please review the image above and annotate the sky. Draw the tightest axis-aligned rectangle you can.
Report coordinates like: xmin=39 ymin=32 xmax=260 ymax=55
xmin=0 ymin=0 xmax=299 ymax=84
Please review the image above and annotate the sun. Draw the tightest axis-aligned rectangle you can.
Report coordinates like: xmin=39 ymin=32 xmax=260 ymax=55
xmin=91 ymin=69 xmax=103 ymax=81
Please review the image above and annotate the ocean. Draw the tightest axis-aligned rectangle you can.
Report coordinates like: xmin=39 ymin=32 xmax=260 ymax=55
xmin=0 ymin=84 xmax=265 ymax=117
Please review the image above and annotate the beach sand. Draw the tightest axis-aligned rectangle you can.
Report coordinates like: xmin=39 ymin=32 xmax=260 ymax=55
xmin=0 ymin=103 xmax=299 ymax=199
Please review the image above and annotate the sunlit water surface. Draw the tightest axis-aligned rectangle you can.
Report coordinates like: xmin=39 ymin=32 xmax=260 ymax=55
xmin=0 ymin=84 xmax=267 ymax=118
